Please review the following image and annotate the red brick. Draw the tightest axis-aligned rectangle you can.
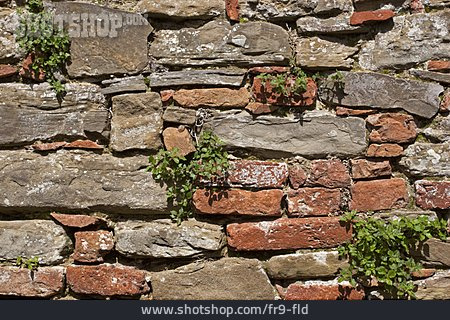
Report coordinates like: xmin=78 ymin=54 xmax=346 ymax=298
xmin=0 ymin=266 xmax=64 ymax=298
xmin=73 ymin=231 xmax=114 ymax=263
xmin=248 ymin=66 xmax=290 ymax=74
xmin=410 ymin=0 xmax=425 ymax=13
xmin=350 ymin=178 xmax=408 ymax=212
xmin=415 ymin=181 xmax=450 ymax=210
xmin=226 ymin=217 xmax=351 ymax=251
xmin=366 ymin=144 xmax=403 ymax=157
xmin=173 ymin=88 xmax=250 ymax=108
xmin=412 ymin=268 xmax=436 ymax=279
xmin=367 ymin=113 xmax=417 ymax=143
xmin=336 ymin=106 xmax=375 ymax=117
xmin=252 ymin=77 xmax=317 ymax=107
xmin=193 ymin=188 xmax=283 ymax=216
xmin=307 ymin=159 xmax=351 ymax=188
xmin=285 ymin=282 xmax=364 ymax=300
xmin=32 ymin=141 xmax=67 ymax=151
xmin=350 ymin=159 xmax=392 ymax=180
xmin=66 ymin=264 xmax=150 ymax=297
xmin=160 ymin=89 xmax=174 ymax=105
xmin=225 ymin=0 xmax=239 ymax=21
xmin=427 ymin=60 xmax=450 ymax=72
xmin=226 ymin=160 xmax=288 ymax=188
xmin=287 ymin=188 xmax=341 ymax=216
xmin=245 ymin=102 xmax=278 ymax=115
xmin=162 ymin=126 xmax=196 ymax=157
xmin=441 ymin=89 xmax=450 ymax=112
xmin=50 ymin=213 xmax=100 ymax=228
xmin=64 ymin=140 xmax=103 ymax=149
xmin=350 ymin=10 xmax=395 ymax=26
xmin=19 ymin=53 xmax=45 ymax=81
xmin=0 ymin=64 xmax=17 ymax=78
xmin=289 ymin=164 xmax=307 ymax=189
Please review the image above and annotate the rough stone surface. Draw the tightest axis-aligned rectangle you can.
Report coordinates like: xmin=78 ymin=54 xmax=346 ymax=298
xmin=150 ymin=20 xmax=291 ymax=67
xmin=296 ymin=13 xmax=369 ymax=34
xmin=441 ymin=89 xmax=450 ymax=112
xmin=0 ymin=220 xmax=72 ymax=265
xmin=415 ymin=270 xmax=450 ymax=300
xmin=193 ymin=189 xmax=283 ymax=216
xmin=265 ymin=251 xmax=348 ymax=280
xmin=110 ymin=92 xmax=163 ymax=152
xmin=162 ymin=126 xmax=196 ymax=157
xmin=173 ymin=88 xmax=250 ymax=108
xmin=0 ymin=151 xmax=168 ymax=213
xmin=205 ymin=110 xmax=367 ymax=158
xmin=359 ymin=11 xmax=450 ymax=70
xmin=423 ymin=115 xmax=450 ymax=142
xmin=367 ymin=113 xmax=417 ymax=143
xmin=415 ymin=181 xmax=450 ymax=210
xmin=0 ymin=8 xmax=19 ymax=62
xmin=67 ymin=264 xmax=150 ymax=297
xmin=227 ymin=217 xmax=351 ymax=251
xmin=73 ymin=231 xmax=114 ymax=263
xmin=289 ymin=165 xmax=308 ymax=189
xmin=350 ymin=159 xmax=392 ymax=179
xmin=366 ymin=144 xmax=403 ymax=158
xmin=50 ymin=213 xmax=100 ymax=228
xmin=115 ymin=219 xmax=225 ymax=258
xmin=150 ymin=258 xmax=276 ymax=300
xmin=0 ymin=267 xmax=65 ymax=298
xmin=399 ymin=143 xmax=450 ymax=176
xmin=353 ymin=0 xmax=410 ymax=11
xmin=53 ymin=2 xmax=153 ymax=79
xmin=307 ymin=159 xmax=351 ymax=188
xmin=336 ymin=106 xmax=375 ymax=117
xmin=296 ymin=37 xmax=358 ymax=69
xmin=0 ymin=82 xmax=107 ymax=146
xmin=245 ymin=102 xmax=278 ymax=115
xmin=349 ymin=10 xmax=395 ymax=25
xmin=162 ymin=106 xmax=197 ymax=125
xmin=350 ymin=178 xmax=408 ymax=212
xmin=287 ymin=188 xmax=341 ymax=216
xmin=101 ymin=76 xmax=147 ymax=95
xmin=225 ymin=160 xmax=288 ymax=188
xmin=64 ymin=140 xmax=103 ymax=150
xmin=149 ymin=69 xmax=246 ymax=88
xmin=412 ymin=269 xmax=436 ymax=279
xmin=137 ymin=0 xmax=224 ymax=19
xmin=410 ymin=69 xmax=450 ymax=85
xmin=414 ymin=238 xmax=450 ymax=267
xmin=285 ymin=281 xmax=364 ymax=300
xmin=320 ymin=72 xmax=443 ymax=119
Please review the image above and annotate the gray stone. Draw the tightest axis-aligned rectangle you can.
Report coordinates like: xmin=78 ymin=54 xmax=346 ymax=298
xmin=163 ymin=106 xmax=197 ymax=125
xmin=149 ymin=69 xmax=246 ymax=88
xmin=422 ymin=115 xmax=450 ymax=143
xmin=359 ymin=12 xmax=450 ymax=71
xmin=115 ymin=219 xmax=226 ymax=258
xmin=53 ymin=2 xmax=153 ymax=79
xmin=265 ymin=251 xmax=348 ymax=280
xmin=0 ymin=150 xmax=168 ymax=214
xmin=0 ymin=8 xmax=19 ymax=62
xmin=296 ymin=13 xmax=369 ymax=34
xmin=0 ymin=82 xmax=107 ymax=146
xmin=353 ymin=0 xmax=410 ymax=11
xmin=374 ymin=209 xmax=438 ymax=220
xmin=0 ymin=220 xmax=72 ymax=265
xmin=136 ymin=0 xmax=224 ymax=19
xmin=319 ymin=72 xmax=443 ymax=119
xmin=204 ymin=110 xmax=367 ymax=158
xmin=410 ymin=69 xmax=450 ymax=85
xmin=415 ymin=270 xmax=450 ymax=300
xmin=151 ymin=258 xmax=277 ymax=300
xmin=399 ymin=142 xmax=450 ymax=177
xmin=110 ymin=92 xmax=163 ymax=152
xmin=150 ymin=20 xmax=291 ymax=67
xmin=101 ymin=75 xmax=148 ymax=95
xmin=296 ymin=37 xmax=358 ymax=69
xmin=414 ymin=238 xmax=450 ymax=267
xmin=427 ymin=0 xmax=450 ymax=8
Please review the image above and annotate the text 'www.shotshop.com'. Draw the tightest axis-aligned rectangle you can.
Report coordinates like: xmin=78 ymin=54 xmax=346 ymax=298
xmin=141 ymin=303 xmax=309 ymax=317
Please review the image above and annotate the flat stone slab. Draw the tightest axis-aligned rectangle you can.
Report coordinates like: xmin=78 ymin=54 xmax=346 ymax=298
xmin=0 ymin=151 xmax=168 ymax=214
xmin=136 ymin=0 xmax=224 ymax=19
xmin=415 ymin=270 xmax=450 ymax=300
xmin=149 ymin=69 xmax=246 ymax=87
xmin=399 ymin=142 xmax=450 ymax=177
xmin=0 ymin=8 xmax=19 ymax=62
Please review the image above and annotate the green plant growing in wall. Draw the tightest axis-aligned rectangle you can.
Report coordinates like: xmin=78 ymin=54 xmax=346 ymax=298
xmin=256 ymin=66 xmax=309 ymax=98
xmin=148 ymin=131 xmax=229 ymax=224
xmin=338 ymin=211 xmax=448 ymax=299
xmin=16 ymin=256 xmax=39 ymax=271
xmin=16 ymin=0 xmax=71 ymax=97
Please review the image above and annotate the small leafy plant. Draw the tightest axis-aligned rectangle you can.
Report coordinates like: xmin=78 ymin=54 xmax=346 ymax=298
xmin=256 ymin=67 xmax=309 ymax=97
xmin=16 ymin=256 xmax=39 ymax=271
xmin=148 ymin=131 xmax=229 ymax=224
xmin=338 ymin=211 xmax=448 ymax=299
xmin=16 ymin=0 xmax=71 ymax=97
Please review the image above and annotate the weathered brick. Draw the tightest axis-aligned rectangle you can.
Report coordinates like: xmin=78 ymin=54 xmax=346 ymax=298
xmin=415 ymin=181 xmax=450 ymax=210
xmin=287 ymin=188 xmax=341 ymax=216
xmin=285 ymin=281 xmax=365 ymax=300
xmin=366 ymin=113 xmax=417 ymax=143
xmin=50 ymin=213 xmax=100 ymax=228
xmin=162 ymin=126 xmax=196 ymax=157
xmin=428 ymin=60 xmax=450 ymax=72
xmin=366 ymin=144 xmax=403 ymax=157
xmin=0 ymin=267 xmax=64 ymax=298
xmin=224 ymin=160 xmax=288 ymax=188
xmin=350 ymin=159 xmax=392 ymax=179
xmin=245 ymin=102 xmax=278 ymax=115
xmin=412 ymin=269 xmax=436 ymax=279
xmin=0 ymin=64 xmax=16 ymax=78
xmin=64 ymin=140 xmax=103 ymax=150
xmin=307 ymin=159 xmax=351 ymax=188
xmin=289 ymin=164 xmax=307 ymax=189
xmin=66 ymin=264 xmax=149 ymax=297
xmin=227 ymin=217 xmax=351 ymax=251
xmin=336 ymin=106 xmax=375 ymax=117
xmin=350 ymin=178 xmax=408 ymax=212
xmin=73 ymin=231 xmax=114 ymax=263
xmin=441 ymin=89 xmax=450 ymax=112
xmin=160 ymin=89 xmax=174 ymax=104
xmin=225 ymin=0 xmax=239 ymax=21
xmin=349 ymin=9 xmax=395 ymax=25
xmin=32 ymin=142 xmax=68 ymax=151
xmin=173 ymin=88 xmax=250 ymax=108
xmin=193 ymin=189 xmax=283 ymax=216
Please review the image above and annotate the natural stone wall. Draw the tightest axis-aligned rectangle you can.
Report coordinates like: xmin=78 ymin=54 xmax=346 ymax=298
xmin=0 ymin=0 xmax=449 ymax=300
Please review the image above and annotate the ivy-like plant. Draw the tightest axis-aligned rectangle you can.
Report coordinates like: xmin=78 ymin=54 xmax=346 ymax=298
xmin=16 ymin=0 xmax=71 ymax=97
xmin=256 ymin=67 xmax=309 ymax=97
xmin=148 ymin=131 xmax=229 ymax=224
xmin=16 ymin=256 xmax=39 ymax=271
xmin=338 ymin=211 xmax=448 ymax=299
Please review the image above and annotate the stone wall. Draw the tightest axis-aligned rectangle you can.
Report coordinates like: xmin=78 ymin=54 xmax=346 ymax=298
xmin=0 ymin=0 xmax=449 ymax=300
